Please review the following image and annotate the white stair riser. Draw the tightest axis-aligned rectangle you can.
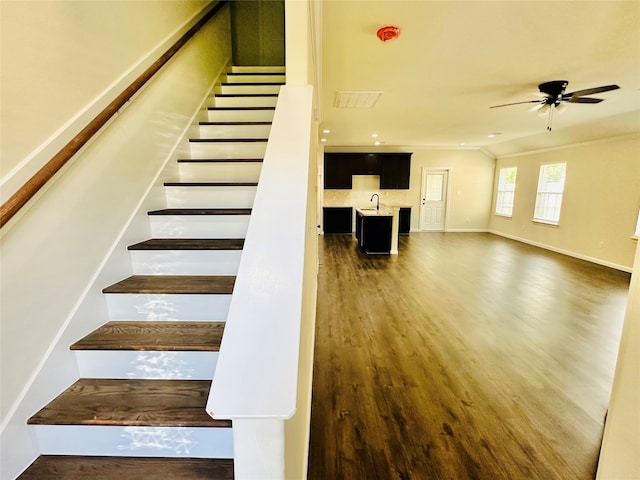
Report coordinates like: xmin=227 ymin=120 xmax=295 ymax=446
xmin=149 ymin=215 xmax=250 ymax=239
xmin=229 ymin=66 xmax=285 ymax=73
xmin=131 ymin=250 xmax=242 ymax=275
xmin=216 ymin=84 xmax=281 ymax=95
xmin=224 ymin=74 xmax=285 ymax=83
xmin=104 ymin=293 xmax=231 ymax=321
xmin=189 ymin=141 xmax=267 ymax=159
xmin=75 ymin=351 xmax=218 ymax=380
xmin=227 ymin=65 xmax=286 ymax=74
xmin=165 ymin=186 xmax=256 ymax=209
xmin=35 ymin=425 xmax=233 ymax=458
xmin=214 ymin=96 xmax=277 ymax=108
xmin=199 ymin=123 xmax=271 ymax=139
xmin=178 ymin=162 xmax=262 ymax=182
xmin=207 ymin=109 xmax=275 ymax=122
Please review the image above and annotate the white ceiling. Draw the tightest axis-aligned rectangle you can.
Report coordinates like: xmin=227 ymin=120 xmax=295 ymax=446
xmin=318 ymin=1 xmax=640 ymax=156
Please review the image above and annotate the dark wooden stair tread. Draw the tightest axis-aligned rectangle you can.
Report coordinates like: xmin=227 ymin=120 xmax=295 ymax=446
xmin=148 ymin=208 xmax=251 ymax=216
xmin=128 ymin=238 xmax=244 ymax=251
xmin=221 ymin=82 xmax=284 ymax=86
xmin=227 ymin=71 xmax=283 ymax=75
xmin=163 ymin=181 xmax=258 ymax=187
xmin=102 ymin=275 xmax=235 ymax=294
xmin=70 ymin=321 xmax=225 ymax=351
xmin=27 ymin=379 xmax=230 ymax=427
xmin=200 ymin=121 xmax=272 ymax=125
xmin=190 ymin=138 xmax=267 ymax=143
xmin=215 ymin=93 xmax=277 ymax=97
xmin=207 ymin=106 xmax=275 ymax=110
xmin=18 ymin=456 xmax=233 ymax=480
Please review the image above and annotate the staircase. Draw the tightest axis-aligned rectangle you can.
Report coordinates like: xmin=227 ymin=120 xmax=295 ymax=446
xmin=18 ymin=66 xmax=285 ymax=479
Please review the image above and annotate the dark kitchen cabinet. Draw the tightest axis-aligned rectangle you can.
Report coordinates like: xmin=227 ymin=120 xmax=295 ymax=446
xmin=355 ymin=210 xmax=393 ymax=254
xmin=324 ymin=152 xmax=411 ymax=190
xmin=324 ymin=156 xmax=353 ymax=189
xmin=352 ymin=154 xmax=381 ymax=175
xmin=399 ymin=207 xmax=411 ymax=234
xmin=380 ymin=154 xmax=411 ymax=189
xmin=323 ymin=207 xmax=353 ymax=234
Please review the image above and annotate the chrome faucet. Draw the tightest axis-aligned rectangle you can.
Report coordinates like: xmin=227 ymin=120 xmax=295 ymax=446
xmin=370 ymin=193 xmax=380 ymax=210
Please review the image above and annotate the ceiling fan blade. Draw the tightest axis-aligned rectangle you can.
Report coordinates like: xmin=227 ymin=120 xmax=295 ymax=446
xmin=566 ymin=97 xmax=604 ymax=104
xmin=564 ymin=84 xmax=620 ymax=98
xmin=490 ymin=99 xmax=542 ymax=109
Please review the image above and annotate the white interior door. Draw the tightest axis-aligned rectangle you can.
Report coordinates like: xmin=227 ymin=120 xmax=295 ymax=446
xmin=420 ymin=169 xmax=448 ymax=231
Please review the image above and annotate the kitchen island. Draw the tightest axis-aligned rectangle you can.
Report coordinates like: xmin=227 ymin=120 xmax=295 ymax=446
xmin=355 ymin=207 xmax=399 ymax=254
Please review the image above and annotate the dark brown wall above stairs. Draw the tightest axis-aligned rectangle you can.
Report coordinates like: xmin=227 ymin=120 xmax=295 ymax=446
xmin=231 ymin=0 xmax=285 ymax=66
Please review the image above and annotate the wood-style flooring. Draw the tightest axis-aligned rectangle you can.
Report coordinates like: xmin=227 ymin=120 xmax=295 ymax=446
xmin=308 ymin=233 xmax=631 ymax=480
xmin=18 ymin=456 xmax=233 ymax=480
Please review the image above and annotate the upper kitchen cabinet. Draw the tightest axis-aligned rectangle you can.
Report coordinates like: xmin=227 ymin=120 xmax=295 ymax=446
xmin=352 ymin=154 xmax=381 ymax=175
xmin=324 ymin=152 xmax=411 ymax=190
xmin=380 ymin=154 xmax=411 ymax=189
xmin=324 ymin=153 xmax=354 ymax=189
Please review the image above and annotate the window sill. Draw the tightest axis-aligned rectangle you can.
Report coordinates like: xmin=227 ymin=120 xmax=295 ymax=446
xmin=532 ymin=219 xmax=559 ymax=227
xmin=494 ymin=213 xmax=513 ymax=219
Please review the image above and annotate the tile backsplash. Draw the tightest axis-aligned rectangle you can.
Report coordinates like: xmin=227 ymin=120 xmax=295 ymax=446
xmin=324 ymin=175 xmax=411 ymax=208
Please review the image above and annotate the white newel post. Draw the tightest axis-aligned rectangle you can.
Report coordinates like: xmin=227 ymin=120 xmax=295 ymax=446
xmin=232 ymin=419 xmax=286 ymax=480
xmin=390 ymin=207 xmax=400 ymax=255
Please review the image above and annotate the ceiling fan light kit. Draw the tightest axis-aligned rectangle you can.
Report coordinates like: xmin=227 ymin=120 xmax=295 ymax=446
xmin=490 ymin=80 xmax=620 ymax=131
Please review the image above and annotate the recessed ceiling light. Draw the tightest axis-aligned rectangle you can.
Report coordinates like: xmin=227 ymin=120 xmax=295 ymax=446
xmin=374 ymin=141 xmax=381 ymax=146
xmin=488 ymin=133 xmax=501 ymax=138
xmin=321 ymin=138 xmax=327 ymax=142
xmin=371 ymin=133 xmax=379 ymax=138
xmin=322 ymin=129 xmax=331 ymax=134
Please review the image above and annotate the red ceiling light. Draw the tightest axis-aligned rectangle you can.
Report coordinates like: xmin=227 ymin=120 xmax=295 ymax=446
xmin=376 ymin=25 xmax=400 ymax=42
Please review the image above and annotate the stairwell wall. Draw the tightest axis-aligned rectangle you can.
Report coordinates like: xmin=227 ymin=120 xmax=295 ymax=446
xmin=0 ymin=3 xmax=231 ymax=478
xmin=285 ymin=2 xmax=320 ymax=478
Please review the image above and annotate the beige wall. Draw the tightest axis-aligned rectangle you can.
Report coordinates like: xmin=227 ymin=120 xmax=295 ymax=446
xmin=597 ymin=233 xmax=640 ymax=479
xmin=284 ymin=3 xmax=318 ymax=479
xmin=490 ymin=134 xmax=640 ymax=271
xmin=323 ymin=146 xmax=495 ymax=232
xmin=0 ymin=0 xmax=210 ymax=203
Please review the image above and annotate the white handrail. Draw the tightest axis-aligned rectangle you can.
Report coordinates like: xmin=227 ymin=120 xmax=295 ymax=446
xmin=206 ymin=85 xmax=314 ymax=477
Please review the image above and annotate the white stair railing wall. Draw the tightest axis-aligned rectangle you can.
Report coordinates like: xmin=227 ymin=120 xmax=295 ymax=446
xmin=207 ymin=85 xmax=316 ymax=480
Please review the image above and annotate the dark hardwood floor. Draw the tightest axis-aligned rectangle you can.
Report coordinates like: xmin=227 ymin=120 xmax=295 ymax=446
xmin=308 ymin=232 xmax=630 ymax=480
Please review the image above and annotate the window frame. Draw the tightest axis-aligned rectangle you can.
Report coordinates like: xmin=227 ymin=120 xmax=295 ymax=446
xmin=533 ymin=162 xmax=567 ymax=226
xmin=495 ymin=166 xmax=518 ymax=217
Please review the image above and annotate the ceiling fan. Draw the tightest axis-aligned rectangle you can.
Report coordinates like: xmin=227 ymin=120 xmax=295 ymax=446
xmin=490 ymin=80 xmax=620 ymax=131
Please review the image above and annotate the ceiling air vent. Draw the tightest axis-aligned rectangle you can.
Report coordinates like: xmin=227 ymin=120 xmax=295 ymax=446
xmin=334 ymin=91 xmax=383 ymax=108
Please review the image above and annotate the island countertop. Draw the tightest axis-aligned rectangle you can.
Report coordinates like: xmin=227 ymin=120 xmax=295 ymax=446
xmin=355 ymin=207 xmax=393 ymax=217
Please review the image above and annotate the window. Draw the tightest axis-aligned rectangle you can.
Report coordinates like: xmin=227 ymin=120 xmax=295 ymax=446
xmin=495 ymin=167 xmax=517 ymax=216
xmin=534 ymin=162 xmax=567 ymax=224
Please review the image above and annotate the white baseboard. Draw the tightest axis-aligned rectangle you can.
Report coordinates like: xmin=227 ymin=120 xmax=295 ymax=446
xmin=409 ymin=228 xmax=490 ymax=233
xmin=489 ymin=230 xmax=633 ymax=273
